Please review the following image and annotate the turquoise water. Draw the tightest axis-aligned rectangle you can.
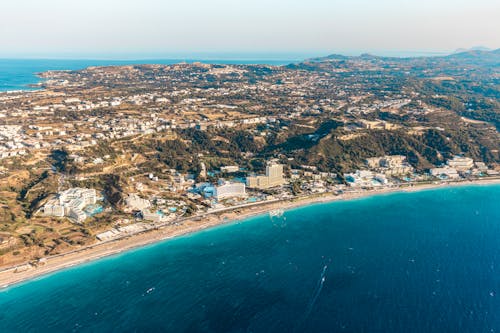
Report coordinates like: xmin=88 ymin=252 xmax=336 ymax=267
xmin=1 ymin=185 xmax=500 ymax=332
xmin=84 ymin=205 xmax=103 ymax=217
xmin=0 ymin=58 xmax=295 ymax=92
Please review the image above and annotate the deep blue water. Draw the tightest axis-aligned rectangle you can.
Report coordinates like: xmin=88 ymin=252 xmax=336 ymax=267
xmin=0 ymin=58 xmax=296 ymax=92
xmin=1 ymin=185 xmax=500 ymax=332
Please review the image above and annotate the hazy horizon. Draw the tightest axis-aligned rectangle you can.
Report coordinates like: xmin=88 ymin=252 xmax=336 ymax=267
xmin=1 ymin=0 xmax=499 ymax=59
xmin=0 ymin=48 xmax=494 ymax=61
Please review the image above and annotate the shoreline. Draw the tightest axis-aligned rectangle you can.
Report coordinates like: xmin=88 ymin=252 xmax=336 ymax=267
xmin=1 ymin=178 xmax=499 ymax=290
xmin=0 ymin=58 xmax=299 ymax=95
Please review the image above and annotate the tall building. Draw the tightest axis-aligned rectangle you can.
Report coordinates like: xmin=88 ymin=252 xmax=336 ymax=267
xmin=246 ymin=163 xmax=285 ymax=189
xmin=199 ymin=162 xmax=207 ymax=179
xmin=266 ymin=163 xmax=285 ymax=187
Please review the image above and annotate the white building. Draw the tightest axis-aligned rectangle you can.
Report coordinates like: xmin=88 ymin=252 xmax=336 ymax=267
xmin=430 ymin=167 xmax=459 ymax=179
xmin=43 ymin=188 xmax=97 ymax=223
xmin=344 ymin=170 xmax=375 ymax=187
xmin=221 ymin=165 xmax=239 ymax=173
xmin=474 ymin=162 xmax=488 ymax=172
xmin=365 ymin=155 xmax=413 ymax=176
xmin=374 ymin=174 xmax=388 ymax=185
xmin=125 ymin=194 xmax=151 ymax=211
xmin=43 ymin=201 xmax=65 ymax=217
xmin=142 ymin=210 xmax=167 ymax=223
xmin=447 ymin=156 xmax=474 ymax=171
xmin=215 ymin=182 xmax=246 ymax=200
xmin=246 ymin=163 xmax=286 ymax=189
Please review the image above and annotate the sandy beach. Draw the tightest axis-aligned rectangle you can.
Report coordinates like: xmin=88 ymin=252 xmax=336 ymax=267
xmin=1 ymin=177 xmax=499 ymax=290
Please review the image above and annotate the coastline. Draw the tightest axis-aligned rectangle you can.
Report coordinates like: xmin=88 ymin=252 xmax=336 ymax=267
xmin=1 ymin=177 xmax=499 ymax=290
xmin=0 ymin=58 xmax=298 ymax=94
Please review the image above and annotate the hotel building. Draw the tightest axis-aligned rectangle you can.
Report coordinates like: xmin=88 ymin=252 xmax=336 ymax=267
xmin=447 ymin=156 xmax=474 ymax=171
xmin=246 ymin=163 xmax=286 ymax=189
xmin=43 ymin=188 xmax=97 ymax=223
xmin=215 ymin=182 xmax=246 ymax=200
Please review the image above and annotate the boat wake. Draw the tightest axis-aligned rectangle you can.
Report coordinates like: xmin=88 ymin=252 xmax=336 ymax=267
xmin=295 ymin=265 xmax=328 ymax=331
xmin=306 ymin=265 xmax=328 ymax=315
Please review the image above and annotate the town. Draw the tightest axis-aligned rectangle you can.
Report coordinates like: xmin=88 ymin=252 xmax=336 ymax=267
xmin=0 ymin=51 xmax=499 ymax=268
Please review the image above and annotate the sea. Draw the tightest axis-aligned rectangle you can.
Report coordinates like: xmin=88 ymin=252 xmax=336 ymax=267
xmin=0 ymin=58 xmax=297 ymax=92
xmin=0 ymin=185 xmax=499 ymax=332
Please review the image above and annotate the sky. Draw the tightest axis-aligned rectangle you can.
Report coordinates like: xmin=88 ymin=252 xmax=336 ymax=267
xmin=1 ymin=0 xmax=499 ymax=59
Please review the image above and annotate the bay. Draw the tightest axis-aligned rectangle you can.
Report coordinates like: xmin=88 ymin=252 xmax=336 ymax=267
xmin=1 ymin=185 xmax=500 ymax=332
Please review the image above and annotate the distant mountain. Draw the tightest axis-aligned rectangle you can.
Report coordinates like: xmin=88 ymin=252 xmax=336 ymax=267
xmin=308 ymin=54 xmax=349 ymax=62
xmin=454 ymin=46 xmax=492 ymax=53
xmin=303 ymin=48 xmax=500 ymax=68
xmin=447 ymin=49 xmax=491 ymax=58
xmin=306 ymin=53 xmax=391 ymax=63
xmin=445 ymin=48 xmax=500 ymax=67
